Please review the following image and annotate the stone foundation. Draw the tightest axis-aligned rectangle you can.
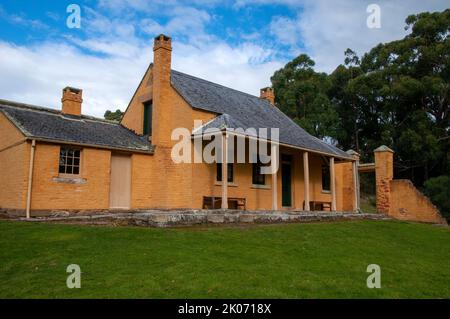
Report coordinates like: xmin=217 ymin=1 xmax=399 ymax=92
xmin=6 ymin=210 xmax=390 ymax=228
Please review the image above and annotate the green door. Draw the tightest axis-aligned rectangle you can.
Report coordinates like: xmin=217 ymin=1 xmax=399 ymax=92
xmin=282 ymin=159 xmax=292 ymax=207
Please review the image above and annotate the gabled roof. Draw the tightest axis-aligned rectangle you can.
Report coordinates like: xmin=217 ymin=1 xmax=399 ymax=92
xmin=0 ymin=100 xmax=153 ymax=153
xmin=192 ymin=114 xmax=251 ymax=136
xmin=171 ymin=70 xmax=351 ymax=159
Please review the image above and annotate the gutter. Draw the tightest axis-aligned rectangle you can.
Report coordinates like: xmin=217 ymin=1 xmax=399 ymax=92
xmin=25 ymin=137 xmax=154 ymax=155
xmin=26 ymin=139 xmax=36 ymax=219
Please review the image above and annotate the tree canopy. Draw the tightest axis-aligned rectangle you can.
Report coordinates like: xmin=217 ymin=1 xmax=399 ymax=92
xmin=271 ymin=9 xmax=449 ymax=189
xmin=104 ymin=109 xmax=124 ymax=122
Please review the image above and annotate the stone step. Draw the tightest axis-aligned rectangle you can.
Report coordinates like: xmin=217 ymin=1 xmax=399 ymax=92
xmin=14 ymin=210 xmax=391 ymax=228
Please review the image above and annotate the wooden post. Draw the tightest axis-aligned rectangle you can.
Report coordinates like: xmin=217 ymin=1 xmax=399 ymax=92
xmin=221 ymin=132 xmax=228 ymax=209
xmin=356 ymin=158 xmax=360 ymax=211
xmin=330 ymin=157 xmax=336 ymax=211
xmin=271 ymin=143 xmax=278 ymax=210
xmin=352 ymin=160 xmax=359 ymax=211
xmin=303 ymin=151 xmax=310 ymax=211
xmin=26 ymin=140 xmax=36 ymax=219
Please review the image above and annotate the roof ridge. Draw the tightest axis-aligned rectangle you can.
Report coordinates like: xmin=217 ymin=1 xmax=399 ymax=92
xmin=0 ymin=99 xmax=60 ymax=114
xmin=0 ymin=99 xmax=118 ymax=125
xmin=171 ymin=69 xmax=269 ymax=102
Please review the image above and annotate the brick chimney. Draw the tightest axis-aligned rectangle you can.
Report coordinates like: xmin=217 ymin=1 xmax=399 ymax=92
xmin=260 ymin=87 xmax=275 ymax=105
xmin=61 ymin=87 xmax=82 ymax=116
xmin=153 ymin=34 xmax=172 ymax=86
xmin=152 ymin=34 xmax=172 ymax=146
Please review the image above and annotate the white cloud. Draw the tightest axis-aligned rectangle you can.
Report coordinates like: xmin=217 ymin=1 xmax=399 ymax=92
xmin=2 ymin=0 xmax=445 ymax=119
xmin=0 ymin=37 xmax=282 ymax=117
xmin=269 ymin=16 xmax=299 ymax=47
xmin=233 ymin=0 xmax=301 ymax=9
xmin=0 ymin=3 xmax=285 ymax=118
xmin=0 ymin=41 xmax=150 ymax=117
xmin=98 ymin=0 xmax=221 ymax=15
xmin=141 ymin=6 xmax=213 ymax=43
xmin=69 ymin=37 xmax=142 ymax=58
xmin=172 ymin=41 xmax=282 ymax=93
xmin=0 ymin=7 xmax=50 ymax=31
xmin=265 ymin=0 xmax=449 ymax=72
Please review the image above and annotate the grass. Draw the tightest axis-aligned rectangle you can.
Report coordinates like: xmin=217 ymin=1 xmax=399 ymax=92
xmin=360 ymin=193 xmax=377 ymax=214
xmin=0 ymin=220 xmax=449 ymax=298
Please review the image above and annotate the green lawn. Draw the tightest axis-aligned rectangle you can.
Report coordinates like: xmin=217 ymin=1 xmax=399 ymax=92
xmin=0 ymin=220 xmax=449 ymax=298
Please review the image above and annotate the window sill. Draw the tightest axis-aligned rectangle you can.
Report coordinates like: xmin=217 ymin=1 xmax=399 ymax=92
xmin=321 ymin=190 xmax=331 ymax=194
xmin=251 ymin=184 xmax=271 ymax=190
xmin=53 ymin=176 xmax=87 ymax=184
xmin=214 ymin=182 xmax=238 ymax=187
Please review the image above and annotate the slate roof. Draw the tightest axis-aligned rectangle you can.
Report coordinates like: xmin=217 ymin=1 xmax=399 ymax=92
xmin=0 ymin=100 xmax=153 ymax=153
xmin=171 ymin=70 xmax=351 ymax=159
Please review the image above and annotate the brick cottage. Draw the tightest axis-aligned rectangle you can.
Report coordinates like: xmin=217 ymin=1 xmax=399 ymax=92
xmin=0 ymin=34 xmax=445 ymax=224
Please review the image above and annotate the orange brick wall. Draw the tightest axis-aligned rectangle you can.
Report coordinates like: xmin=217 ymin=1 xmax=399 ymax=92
xmin=389 ymin=180 xmax=447 ymax=224
xmin=335 ymin=161 xmax=355 ymax=211
xmin=121 ymin=65 xmax=153 ymax=135
xmin=0 ymin=113 xmax=28 ymax=209
xmin=29 ymin=143 xmax=111 ymax=210
xmin=373 ymin=147 xmax=446 ymax=224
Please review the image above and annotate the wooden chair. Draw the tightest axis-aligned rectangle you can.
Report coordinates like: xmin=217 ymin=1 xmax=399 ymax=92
xmin=203 ymin=196 xmax=246 ymax=210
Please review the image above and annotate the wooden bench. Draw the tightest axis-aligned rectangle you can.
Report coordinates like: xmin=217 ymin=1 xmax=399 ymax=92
xmin=203 ymin=196 xmax=246 ymax=210
xmin=303 ymin=200 xmax=332 ymax=211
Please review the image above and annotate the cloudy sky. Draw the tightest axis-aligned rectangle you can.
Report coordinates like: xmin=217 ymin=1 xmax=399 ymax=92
xmin=0 ymin=0 xmax=448 ymax=117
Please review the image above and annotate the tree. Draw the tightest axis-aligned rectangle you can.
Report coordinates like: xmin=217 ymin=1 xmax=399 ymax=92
xmin=424 ymin=175 xmax=450 ymax=219
xmin=104 ymin=109 xmax=124 ymax=122
xmin=271 ymin=54 xmax=339 ymax=141
xmin=270 ymin=9 xmax=450 ymax=187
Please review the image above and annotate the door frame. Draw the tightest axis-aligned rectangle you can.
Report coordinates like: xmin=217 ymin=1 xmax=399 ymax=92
xmin=281 ymin=154 xmax=293 ymax=208
xmin=109 ymin=153 xmax=132 ymax=209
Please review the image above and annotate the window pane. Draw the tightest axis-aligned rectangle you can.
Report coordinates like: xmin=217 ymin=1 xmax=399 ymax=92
xmin=217 ymin=163 xmax=233 ymax=182
xmin=322 ymin=165 xmax=330 ymax=191
xmin=227 ymin=163 xmax=233 ymax=183
xmin=143 ymin=102 xmax=152 ymax=136
xmin=59 ymin=147 xmax=81 ymax=176
xmin=216 ymin=163 xmax=222 ymax=181
xmin=252 ymin=162 xmax=266 ymax=185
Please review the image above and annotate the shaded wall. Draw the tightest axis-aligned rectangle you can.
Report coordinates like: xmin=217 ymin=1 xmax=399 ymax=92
xmin=0 ymin=113 xmax=28 ymax=210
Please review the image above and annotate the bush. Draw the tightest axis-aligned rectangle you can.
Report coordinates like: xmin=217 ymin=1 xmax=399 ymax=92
xmin=424 ymin=175 xmax=450 ymax=220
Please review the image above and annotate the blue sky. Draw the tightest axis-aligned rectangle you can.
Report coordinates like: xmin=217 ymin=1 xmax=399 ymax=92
xmin=0 ymin=0 xmax=448 ymax=116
